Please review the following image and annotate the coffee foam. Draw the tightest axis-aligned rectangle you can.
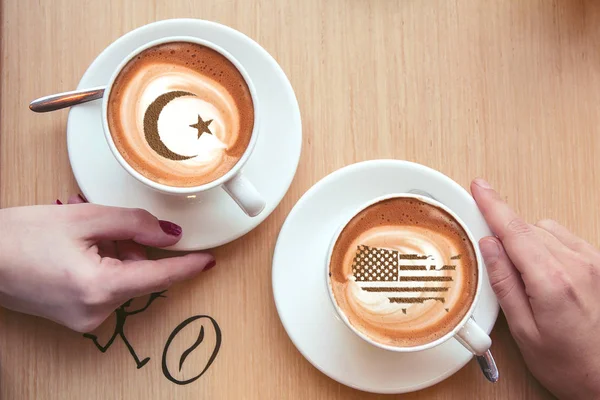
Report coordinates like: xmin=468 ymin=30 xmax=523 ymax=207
xmin=329 ymin=197 xmax=478 ymax=347
xmin=107 ymin=42 xmax=254 ymax=187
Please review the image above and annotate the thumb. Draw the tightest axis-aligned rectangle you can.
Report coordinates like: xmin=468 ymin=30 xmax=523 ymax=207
xmin=75 ymin=204 xmax=183 ymax=248
xmin=479 ymin=237 xmax=537 ymax=337
xmin=112 ymin=253 xmax=216 ymax=298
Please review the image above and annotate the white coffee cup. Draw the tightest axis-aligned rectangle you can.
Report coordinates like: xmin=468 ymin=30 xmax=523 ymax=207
xmin=326 ymin=193 xmax=492 ymax=356
xmin=101 ymin=36 xmax=265 ymax=217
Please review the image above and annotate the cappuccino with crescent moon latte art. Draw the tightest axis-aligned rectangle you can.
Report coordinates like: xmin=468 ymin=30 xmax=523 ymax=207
xmin=107 ymin=41 xmax=254 ymax=187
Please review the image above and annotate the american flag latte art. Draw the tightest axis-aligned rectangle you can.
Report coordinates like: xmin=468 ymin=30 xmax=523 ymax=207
xmin=328 ymin=197 xmax=478 ymax=347
xmin=350 ymin=245 xmax=460 ymax=314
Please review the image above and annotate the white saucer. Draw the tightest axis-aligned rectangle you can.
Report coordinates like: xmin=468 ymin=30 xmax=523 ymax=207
xmin=272 ymin=160 xmax=500 ymax=394
xmin=67 ymin=19 xmax=302 ymax=250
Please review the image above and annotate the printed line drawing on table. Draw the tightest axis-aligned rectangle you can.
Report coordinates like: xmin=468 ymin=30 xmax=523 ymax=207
xmin=83 ymin=290 xmax=221 ymax=385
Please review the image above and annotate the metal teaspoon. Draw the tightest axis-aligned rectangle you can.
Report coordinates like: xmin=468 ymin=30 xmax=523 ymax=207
xmin=29 ymin=86 xmax=106 ymax=113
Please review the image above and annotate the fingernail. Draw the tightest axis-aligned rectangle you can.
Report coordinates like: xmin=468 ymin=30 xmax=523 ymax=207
xmin=203 ymin=260 xmax=216 ymax=272
xmin=474 ymin=178 xmax=492 ymax=189
xmin=159 ymin=220 xmax=182 ymax=236
xmin=479 ymin=237 xmax=500 ymax=263
xmin=78 ymin=194 xmax=87 ymax=203
xmin=55 ymin=199 xmax=63 ymax=205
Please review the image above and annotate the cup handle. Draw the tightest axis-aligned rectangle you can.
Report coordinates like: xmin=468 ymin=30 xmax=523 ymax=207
xmin=222 ymin=172 xmax=266 ymax=217
xmin=455 ymin=317 xmax=491 ymax=355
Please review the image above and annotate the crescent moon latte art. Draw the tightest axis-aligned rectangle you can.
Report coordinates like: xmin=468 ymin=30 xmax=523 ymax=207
xmin=107 ymin=42 xmax=255 ymax=187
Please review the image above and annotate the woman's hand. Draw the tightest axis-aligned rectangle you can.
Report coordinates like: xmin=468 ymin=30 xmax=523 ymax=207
xmin=0 ymin=195 xmax=214 ymax=333
xmin=472 ymin=179 xmax=600 ymax=400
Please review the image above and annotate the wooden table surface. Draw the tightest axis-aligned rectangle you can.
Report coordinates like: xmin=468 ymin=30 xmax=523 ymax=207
xmin=2 ymin=0 xmax=599 ymax=398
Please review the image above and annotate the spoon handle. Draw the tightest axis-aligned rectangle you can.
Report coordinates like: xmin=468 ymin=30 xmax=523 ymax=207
xmin=476 ymin=350 xmax=499 ymax=383
xmin=29 ymin=86 xmax=106 ymax=113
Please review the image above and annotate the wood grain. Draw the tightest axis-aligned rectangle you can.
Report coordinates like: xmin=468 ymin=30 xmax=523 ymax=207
xmin=2 ymin=0 xmax=599 ymax=398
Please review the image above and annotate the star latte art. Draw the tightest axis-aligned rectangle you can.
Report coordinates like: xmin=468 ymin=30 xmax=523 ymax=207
xmin=107 ymin=42 xmax=254 ymax=187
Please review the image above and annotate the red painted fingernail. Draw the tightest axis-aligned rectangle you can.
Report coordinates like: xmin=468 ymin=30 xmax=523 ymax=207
xmin=159 ymin=220 xmax=182 ymax=236
xmin=78 ymin=194 xmax=88 ymax=203
xmin=55 ymin=199 xmax=63 ymax=205
xmin=203 ymin=260 xmax=216 ymax=272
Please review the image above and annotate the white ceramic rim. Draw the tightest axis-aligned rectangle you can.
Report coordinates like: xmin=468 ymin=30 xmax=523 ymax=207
xmin=101 ymin=35 xmax=261 ymax=195
xmin=325 ymin=192 xmax=484 ymax=353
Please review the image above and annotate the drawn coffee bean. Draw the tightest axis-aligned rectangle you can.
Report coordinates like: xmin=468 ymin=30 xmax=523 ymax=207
xmin=161 ymin=315 xmax=222 ymax=385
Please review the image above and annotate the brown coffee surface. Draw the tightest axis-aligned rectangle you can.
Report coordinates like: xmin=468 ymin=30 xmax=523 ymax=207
xmin=107 ymin=42 xmax=254 ymax=187
xmin=329 ymin=197 xmax=478 ymax=347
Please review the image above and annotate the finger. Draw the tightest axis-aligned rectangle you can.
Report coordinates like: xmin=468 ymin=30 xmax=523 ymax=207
xmin=109 ymin=253 xmax=216 ymax=298
xmin=117 ymin=240 xmax=147 ymax=262
xmin=471 ymin=179 xmax=556 ymax=292
xmin=535 ymin=219 xmax=597 ymax=255
xmin=68 ymin=195 xmax=118 ymax=258
xmin=479 ymin=237 xmax=538 ymax=339
xmin=531 ymin=224 xmax=578 ymax=262
xmin=68 ymin=194 xmax=87 ymax=204
xmin=75 ymin=205 xmax=183 ymax=248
